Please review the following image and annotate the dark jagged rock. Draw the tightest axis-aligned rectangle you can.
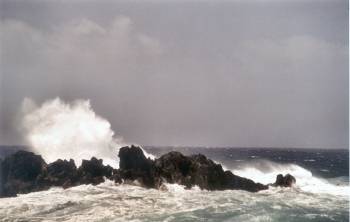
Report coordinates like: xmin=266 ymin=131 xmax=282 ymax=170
xmin=0 ymin=151 xmax=46 ymax=197
xmin=189 ymin=153 xmax=229 ymax=190
xmin=77 ymin=157 xmax=113 ymax=185
xmin=154 ymin=151 xmax=193 ymax=188
xmin=119 ymin=145 xmax=154 ymax=172
xmin=0 ymin=151 xmax=117 ymax=197
xmin=119 ymin=145 xmax=160 ymax=188
xmin=153 ymin=151 xmax=268 ymax=191
xmin=273 ymin=174 xmax=296 ymax=187
xmin=36 ymin=159 xmax=78 ymax=189
xmin=119 ymin=146 xmax=268 ymax=192
xmin=1 ymin=147 xmax=292 ymax=198
xmin=223 ymin=171 xmax=268 ymax=192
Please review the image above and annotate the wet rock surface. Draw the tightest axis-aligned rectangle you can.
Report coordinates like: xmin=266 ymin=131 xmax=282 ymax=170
xmin=36 ymin=158 xmax=77 ymax=189
xmin=0 ymin=151 xmax=46 ymax=197
xmin=157 ymin=151 xmax=268 ymax=191
xmin=0 ymin=152 xmax=119 ymax=197
xmin=1 ymin=146 xmax=294 ymax=197
xmin=77 ymin=157 xmax=114 ymax=185
xmin=119 ymin=145 xmax=159 ymax=188
xmin=273 ymin=174 xmax=296 ymax=187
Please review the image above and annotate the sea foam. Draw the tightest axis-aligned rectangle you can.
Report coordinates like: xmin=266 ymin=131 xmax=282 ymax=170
xmin=232 ymin=160 xmax=349 ymax=196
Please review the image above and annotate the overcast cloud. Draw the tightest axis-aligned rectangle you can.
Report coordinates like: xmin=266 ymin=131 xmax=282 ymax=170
xmin=0 ymin=0 xmax=348 ymax=148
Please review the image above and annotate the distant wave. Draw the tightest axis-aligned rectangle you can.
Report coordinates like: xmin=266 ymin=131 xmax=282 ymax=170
xmin=230 ymin=160 xmax=349 ymax=196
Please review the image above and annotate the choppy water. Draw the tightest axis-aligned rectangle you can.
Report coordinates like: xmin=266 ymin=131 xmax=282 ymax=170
xmin=0 ymin=147 xmax=349 ymax=222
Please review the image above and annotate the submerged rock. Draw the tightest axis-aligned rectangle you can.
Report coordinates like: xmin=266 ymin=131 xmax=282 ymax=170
xmin=111 ymin=169 xmax=123 ymax=184
xmin=273 ymin=174 xmax=296 ymax=187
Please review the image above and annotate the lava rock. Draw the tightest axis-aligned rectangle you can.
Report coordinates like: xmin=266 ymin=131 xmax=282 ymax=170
xmin=154 ymin=152 xmax=268 ymax=191
xmin=36 ymin=159 xmax=78 ymax=189
xmin=119 ymin=145 xmax=159 ymax=188
xmin=1 ymin=147 xmax=283 ymax=198
xmin=77 ymin=157 xmax=113 ymax=185
xmin=0 ymin=151 xmax=46 ymax=197
xmin=154 ymin=151 xmax=193 ymax=188
xmin=0 ymin=151 xmax=119 ymax=197
xmin=274 ymin=174 xmax=296 ymax=187
xmin=120 ymin=146 xmax=268 ymax=192
xmin=189 ymin=153 xmax=228 ymax=190
xmin=119 ymin=145 xmax=153 ymax=171
xmin=223 ymin=171 xmax=268 ymax=192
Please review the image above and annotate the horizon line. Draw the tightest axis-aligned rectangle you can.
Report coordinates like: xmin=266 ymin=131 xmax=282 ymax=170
xmin=0 ymin=144 xmax=348 ymax=150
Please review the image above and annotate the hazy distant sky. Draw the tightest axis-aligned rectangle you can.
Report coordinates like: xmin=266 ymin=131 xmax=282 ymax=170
xmin=0 ymin=0 xmax=348 ymax=148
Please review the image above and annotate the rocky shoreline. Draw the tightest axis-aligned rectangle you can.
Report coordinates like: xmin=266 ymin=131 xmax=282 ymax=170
xmin=0 ymin=145 xmax=295 ymax=197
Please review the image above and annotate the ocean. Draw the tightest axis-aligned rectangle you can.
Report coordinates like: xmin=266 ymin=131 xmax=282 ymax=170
xmin=0 ymin=147 xmax=349 ymax=222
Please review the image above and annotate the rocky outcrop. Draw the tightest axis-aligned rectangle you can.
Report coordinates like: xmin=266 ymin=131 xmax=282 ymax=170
xmin=119 ymin=146 xmax=268 ymax=192
xmin=158 ymin=151 xmax=268 ymax=191
xmin=36 ymin=159 xmax=77 ymax=189
xmin=119 ymin=145 xmax=160 ymax=188
xmin=77 ymin=157 xmax=113 ymax=185
xmin=154 ymin=151 xmax=193 ymax=188
xmin=1 ymin=146 xmax=294 ymax=198
xmin=0 ymin=151 xmax=46 ymax=197
xmin=0 ymin=152 xmax=118 ymax=197
xmin=273 ymin=174 xmax=296 ymax=187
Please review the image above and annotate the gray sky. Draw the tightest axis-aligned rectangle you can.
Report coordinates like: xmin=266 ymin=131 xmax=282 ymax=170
xmin=0 ymin=0 xmax=348 ymax=148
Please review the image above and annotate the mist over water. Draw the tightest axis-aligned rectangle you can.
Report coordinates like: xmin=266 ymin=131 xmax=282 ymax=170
xmin=19 ymin=97 xmax=153 ymax=168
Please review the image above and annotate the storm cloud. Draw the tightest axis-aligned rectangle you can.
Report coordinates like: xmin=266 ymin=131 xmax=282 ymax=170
xmin=0 ymin=0 xmax=348 ymax=148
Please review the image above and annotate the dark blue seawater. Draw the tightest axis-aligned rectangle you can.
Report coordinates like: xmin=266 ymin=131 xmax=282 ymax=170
xmin=0 ymin=146 xmax=349 ymax=222
xmin=144 ymin=147 xmax=349 ymax=179
xmin=2 ymin=146 xmax=348 ymax=179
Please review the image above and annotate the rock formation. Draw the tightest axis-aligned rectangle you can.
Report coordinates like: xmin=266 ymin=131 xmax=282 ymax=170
xmin=152 ymin=151 xmax=267 ymax=192
xmin=0 ymin=152 xmax=121 ymax=197
xmin=273 ymin=174 xmax=296 ymax=187
xmin=36 ymin=158 xmax=77 ymax=189
xmin=118 ymin=145 xmax=160 ymax=188
xmin=1 ymin=151 xmax=46 ymax=197
xmin=1 ymin=145 xmax=295 ymax=197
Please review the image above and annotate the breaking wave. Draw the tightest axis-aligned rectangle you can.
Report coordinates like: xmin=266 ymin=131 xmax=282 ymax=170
xmin=231 ymin=160 xmax=349 ymax=196
xmin=19 ymin=97 xmax=153 ymax=168
xmin=0 ymin=179 xmax=348 ymax=222
xmin=7 ymin=98 xmax=347 ymax=221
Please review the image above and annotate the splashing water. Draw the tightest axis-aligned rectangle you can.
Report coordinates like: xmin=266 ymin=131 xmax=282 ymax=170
xmin=231 ymin=160 xmax=349 ymax=196
xmin=0 ymin=145 xmax=348 ymax=221
xmin=19 ymin=97 xmax=152 ymax=168
xmin=0 ymin=179 xmax=348 ymax=222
